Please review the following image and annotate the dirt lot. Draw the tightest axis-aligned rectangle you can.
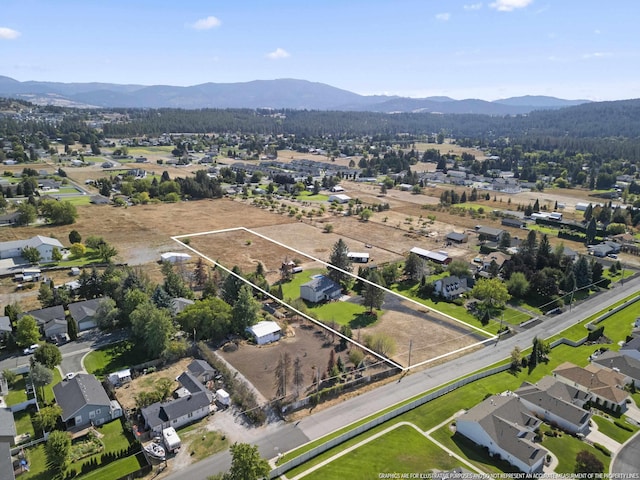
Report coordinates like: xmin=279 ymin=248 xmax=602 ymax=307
xmin=218 ymin=320 xmax=392 ymax=401
xmin=113 ymin=357 xmax=194 ymax=412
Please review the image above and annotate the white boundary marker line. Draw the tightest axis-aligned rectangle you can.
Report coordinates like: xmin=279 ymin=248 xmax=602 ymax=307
xmin=172 ymin=226 xmax=497 ymax=370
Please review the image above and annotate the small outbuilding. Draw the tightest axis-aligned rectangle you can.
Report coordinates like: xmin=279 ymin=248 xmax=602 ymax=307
xmin=347 ymin=252 xmax=370 ymax=263
xmin=328 ymin=194 xmax=351 ymax=204
xmin=246 ymin=321 xmax=282 ymax=345
xmin=160 ymin=252 xmax=191 ymax=263
xmin=216 ymin=389 xmax=231 ymax=407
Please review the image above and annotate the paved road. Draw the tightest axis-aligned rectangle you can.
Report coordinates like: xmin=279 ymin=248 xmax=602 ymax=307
xmin=162 ymin=276 xmax=640 ymax=479
xmin=611 ymin=430 xmax=640 ymax=474
xmin=0 ymin=329 xmax=129 ymax=374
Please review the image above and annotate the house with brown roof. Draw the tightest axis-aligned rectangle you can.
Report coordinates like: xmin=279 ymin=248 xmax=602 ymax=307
xmin=592 ymin=350 xmax=640 ymax=388
xmin=456 ymin=394 xmax=547 ymax=474
xmin=553 ymin=362 xmax=629 ymax=412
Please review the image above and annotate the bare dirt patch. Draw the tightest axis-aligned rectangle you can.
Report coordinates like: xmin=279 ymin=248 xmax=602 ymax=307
xmin=218 ymin=320 xmax=383 ymax=401
xmin=113 ymin=357 xmax=193 ymax=411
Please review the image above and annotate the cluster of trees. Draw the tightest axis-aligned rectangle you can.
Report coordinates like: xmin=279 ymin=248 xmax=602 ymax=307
xmin=502 ymin=231 xmax=607 ymax=308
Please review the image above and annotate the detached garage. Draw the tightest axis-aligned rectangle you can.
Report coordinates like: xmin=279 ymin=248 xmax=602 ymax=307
xmin=160 ymin=252 xmax=191 ymax=263
xmin=246 ymin=321 xmax=282 ymax=345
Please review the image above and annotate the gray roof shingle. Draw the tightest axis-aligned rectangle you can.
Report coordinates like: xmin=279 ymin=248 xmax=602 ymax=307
xmin=53 ymin=374 xmax=111 ymax=421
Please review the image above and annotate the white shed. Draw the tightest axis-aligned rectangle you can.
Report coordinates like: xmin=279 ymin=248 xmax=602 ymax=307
xmin=216 ymin=389 xmax=230 ymax=407
xmin=160 ymin=252 xmax=191 ymax=263
xmin=246 ymin=321 xmax=282 ymax=345
xmin=328 ymin=194 xmax=351 ymax=204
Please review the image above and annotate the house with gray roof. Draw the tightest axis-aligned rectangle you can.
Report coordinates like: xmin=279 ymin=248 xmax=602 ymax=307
xmin=592 ymin=350 xmax=640 ymax=388
xmin=68 ymin=298 xmax=102 ymax=332
xmin=620 ymin=336 xmax=640 ymax=362
xmin=300 ymin=275 xmax=342 ymax=303
xmin=0 ymin=235 xmax=64 ymax=262
xmin=456 ymin=395 xmax=547 ymax=474
xmin=141 ymin=372 xmax=213 ymax=435
xmin=446 ymin=232 xmax=468 ymax=244
xmin=187 ymin=359 xmax=216 ymax=384
xmin=0 ymin=316 xmax=11 ymax=339
xmin=516 ymin=378 xmax=591 ymax=435
xmin=0 ymin=408 xmax=16 ymax=480
xmin=53 ymin=374 xmax=122 ymax=429
xmin=433 ymin=276 xmax=469 ymax=300
xmin=22 ymin=305 xmax=66 ymax=339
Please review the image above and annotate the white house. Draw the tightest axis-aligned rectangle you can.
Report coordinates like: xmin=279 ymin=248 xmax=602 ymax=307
xmin=300 ymin=275 xmax=342 ymax=303
xmin=246 ymin=321 xmax=282 ymax=345
xmin=456 ymin=395 xmax=547 ymax=474
xmin=0 ymin=235 xmax=64 ymax=262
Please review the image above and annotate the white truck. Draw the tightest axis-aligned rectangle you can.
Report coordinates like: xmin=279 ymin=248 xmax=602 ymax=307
xmin=162 ymin=427 xmax=181 ymax=454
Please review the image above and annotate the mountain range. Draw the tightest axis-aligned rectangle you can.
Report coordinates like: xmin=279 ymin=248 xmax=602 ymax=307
xmin=0 ymin=76 xmax=590 ymax=115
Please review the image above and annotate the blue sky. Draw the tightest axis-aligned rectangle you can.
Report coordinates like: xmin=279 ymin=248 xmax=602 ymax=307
xmin=1 ymin=0 xmax=639 ymax=101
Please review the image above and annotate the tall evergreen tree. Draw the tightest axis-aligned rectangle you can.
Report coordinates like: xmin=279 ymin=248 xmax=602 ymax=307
xmin=328 ymin=238 xmax=352 ymax=286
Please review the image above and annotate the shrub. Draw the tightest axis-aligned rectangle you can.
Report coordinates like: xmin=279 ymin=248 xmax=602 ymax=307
xmin=593 ymin=443 xmax=611 ymax=457
xmin=614 ymin=420 xmax=633 ymax=431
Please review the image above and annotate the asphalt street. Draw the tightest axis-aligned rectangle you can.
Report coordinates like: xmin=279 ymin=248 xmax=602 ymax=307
xmin=610 ymin=431 xmax=640 ymax=474
xmin=162 ymin=275 xmax=640 ymax=479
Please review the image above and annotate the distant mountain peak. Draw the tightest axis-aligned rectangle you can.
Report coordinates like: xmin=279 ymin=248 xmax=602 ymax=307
xmin=0 ymin=76 xmax=592 ymax=114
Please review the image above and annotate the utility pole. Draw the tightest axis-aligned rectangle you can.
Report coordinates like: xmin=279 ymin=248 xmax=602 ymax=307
xmin=408 ymin=339 xmax=413 ymax=368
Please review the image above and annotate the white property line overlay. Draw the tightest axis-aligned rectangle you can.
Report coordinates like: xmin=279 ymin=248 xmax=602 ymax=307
xmin=172 ymin=226 xmax=496 ymax=370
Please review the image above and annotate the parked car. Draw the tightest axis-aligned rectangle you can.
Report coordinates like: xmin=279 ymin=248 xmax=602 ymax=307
xmin=23 ymin=344 xmax=39 ymax=355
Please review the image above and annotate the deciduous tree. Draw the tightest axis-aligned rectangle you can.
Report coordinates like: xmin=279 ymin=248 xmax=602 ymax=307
xmin=224 ymin=442 xmax=270 ymax=480
xmin=34 ymin=343 xmax=62 ymax=369
xmin=16 ymin=315 xmax=40 ymax=347
xmin=45 ymin=430 xmax=71 ymax=473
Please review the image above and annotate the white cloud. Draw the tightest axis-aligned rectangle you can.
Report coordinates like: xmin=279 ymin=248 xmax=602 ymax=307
xmin=464 ymin=3 xmax=483 ymax=10
xmin=435 ymin=12 xmax=451 ymax=21
xmin=0 ymin=27 xmax=20 ymax=40
xmin=266 ymin=48 xmax=290 ymax=60
xmin=190 ymin=16 xmax=221 ymax=30
xmin=489 ymin=0 xmax=533 ymax=12
xmin=594 ymin=29 xmax=601 ymax=34
xmin=582 ymin=52 xmax=610 ymax=59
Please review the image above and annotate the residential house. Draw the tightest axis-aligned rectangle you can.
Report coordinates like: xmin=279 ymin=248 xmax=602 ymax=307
xmin=592 ymin=350 xmax=640 ymax=388
xmin=186 ymin=360 xmax=216 ymax=384
xmin=53 ymin=374 xmax=122 ymax=429
xmin=553 ymin=362 xmax=629 ymax=411
xmin=68 ymin=298 xmax=102 ymax=332
xmin=516 ymin=378 xmax=591 ymax=435
xmin=246 ymin=321 xmax=282 ymax=345
xmin=588 ymin=241 xmax=621 ymax=258
xmin=22 ymin=305 xmax=67 ymax=340
xmin=90 ymin=195 xmax=110 ymax=205
xmin=0 ymin=408 xmax=16 ymax=480
xmin=562 ymin=247 xmax=578 ymax=263
xmin=0 ymin=212 xmax=20 ymax=226
xmin=141 ymin=381 xmax=212 ymax=434
xmin=0 ymin=235 xmax=64 ymax=262
xmin=300 ymin=276 xmax=342 ymax=303
xmin=482 ymin=252 xmax=511 ymax=275
xmin=456 ymin=395 xmax=547 ymax=474
xmin=433 ymin=276 xmax=469 ymax=300
xmin=0 ymin=316 xmax=11 ymax=340
xmin=620 ymin=336 xmax=640 ymax=362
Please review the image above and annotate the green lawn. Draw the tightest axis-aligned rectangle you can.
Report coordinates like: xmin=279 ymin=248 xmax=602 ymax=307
xmin=14 ymin=409 xmax=36 ymax=438
xmin=127 ymin=146 xmax=174 ymax=156
xmin=302 ymin=425 xmax=460 ymax=479
xmin=280 ymin=269 xmax=323 ymax=300
xmin=18 ymin=444 xmax=48 ymax=480
xmin=41 ymin=368 xmax=62 ymax=405
xmin=5 ymin=374 xmax=28 ymax=406
xmin=298 ymin=191 xmax=329 ymax=202
xmin=591 ymin=414 xmax=639 ymax=444
xmin=83 ymin=341 xmax=151 ymax=378
xmin=78 ymin=454 xmax=145 ymax=480
xmin=61 ymin=195 xmax=92 ymax=206
xmin=542 ymin=434 xmax=610 ymax=473
xmin=180 ymin=426 xmax=228 ymax=461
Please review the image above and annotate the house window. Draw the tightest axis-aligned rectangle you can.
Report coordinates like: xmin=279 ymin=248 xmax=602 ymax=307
xmin=95 ymin=409 xmax=101 ymax=415
xmin=172 ymin=419 xmax=177 ymax=423
xmin=89 ymin=411 xmax=96 ymax=419
xmin=188 ymin=412 xmax=193 ymax=418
